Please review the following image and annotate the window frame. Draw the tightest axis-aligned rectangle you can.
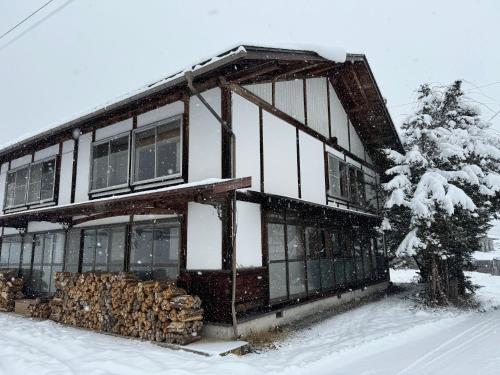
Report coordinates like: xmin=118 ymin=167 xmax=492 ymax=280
xmin=4 ymin=156 xmax=58 ymax=210
xmin=131 ymin=116 xmax=183 ymax=187
xmin=326 ymin=154 xmax=349 ymax=200
xmin=88 ymin=131 xmax=131 ymax=194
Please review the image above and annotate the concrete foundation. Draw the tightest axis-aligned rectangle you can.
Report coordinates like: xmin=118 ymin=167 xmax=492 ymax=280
xmin=204 ymin=281 xmax=389 ymax=339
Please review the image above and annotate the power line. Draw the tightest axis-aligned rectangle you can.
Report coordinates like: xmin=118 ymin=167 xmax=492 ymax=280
xmin=0 ymin=0 xmax=75 ymax=52
xmin=0 ymin=0 xmax=56 ymax=42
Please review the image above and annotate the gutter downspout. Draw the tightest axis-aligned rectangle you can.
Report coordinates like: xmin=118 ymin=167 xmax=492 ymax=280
xmin=184 ymin=71 xmax=239 ymax=339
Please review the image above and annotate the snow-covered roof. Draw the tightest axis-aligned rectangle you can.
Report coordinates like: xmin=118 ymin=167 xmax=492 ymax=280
xmin=0 ymin=44 xmax=402 ymax=161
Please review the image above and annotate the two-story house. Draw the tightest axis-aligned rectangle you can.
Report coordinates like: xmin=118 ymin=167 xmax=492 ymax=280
xmin=0 ymin=45 xmax=403 ymax=338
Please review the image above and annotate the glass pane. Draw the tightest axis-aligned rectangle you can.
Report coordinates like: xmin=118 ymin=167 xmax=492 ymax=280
xmin=153 ymin=266 xmax=178 ymax=280
xmin=288 ymin=260 xmax=306 ymax=296
xmin=92 ymin=142 xmax=109 ymax=190
xmin=328 ymin=156 xmax=341 ymax=197
xmin=349 ymin=167 xmax=358 ymax=204
xmin=8 ymin=238 xmax=22 ymax=268
xmin=95 ymin=229 xmax=110 ymax=268
xmin=357 ymin=170 xmax=366 ymax=206
xmin=156 ymin=122 xmax=181 ymax=177
xmin=65 ymin=229 xmax=81 ymax=272
xmin=344 ymin=258 xmax=355 ymax=284
xmin=27 ymin=163 xmax=43 ymax=203
xmin=154 ymin=225 xmax=179 ymax=263
xmin=109 ymin=227 xmax=126 ymax=271
xmin=130 ymin=225 xmax=153 ymax=269
xmin=5 ymin=172 xmax=15 ymax=207
xmin=43 ymin=234 xmax=54 ymax=264
xmin=305 ymin=227 xmax=322 ymax=257
xmin=287 ymin=225 xmax=305 ymax=260
xmin=0 ymin=240 xmax=10 ymax=265
xmin=321 ymin=258 xmax=335 ymax=290
xmin=339 ymin=162 xmax=348 ymax=198
xmin=32 ymin=236 xmax=44 ymax=265
xmin=14 ymin=167 xmax=28 ymax=206
xmin=52 ymin=232 xmax=65 ymax=264
xmin=40 ymin=265 xmax=51 ymax=293
xmin=109 ymin=136 xmax=129 ymax=186
xmin=22 ymin=235 xmax=33 ymax=265
xmin=269 ymin=262 xmax=287 ymax=300
xmin=40 ymin=160 xmax=56 ymax=201
xmin=334 ymin=259 xmax=345 ymax=286
xmin=82 ymin=230 xmax=96 ymax=271
xmin=268 ymin=223 xmax=285 ymax=261
xmin=307 ymin=259 xmax=321 ymax=293
xmin=49 ymin=264 xmax=62 ymax=293
xmin=134 ymin=128 xmax=156 ymax=182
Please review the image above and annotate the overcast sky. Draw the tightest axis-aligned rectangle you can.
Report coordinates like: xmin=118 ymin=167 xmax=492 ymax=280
xmin=1 ymin=0 xmax=500 ymax=233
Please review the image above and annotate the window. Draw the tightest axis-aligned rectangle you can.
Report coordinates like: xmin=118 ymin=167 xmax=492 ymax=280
xmin=133 ymin=118 xmax=181 ymax=184
xmin=327 ymin=155 xmax=348 ymax=199
xmin=64 ymin=229 xmax=81 ymax=273
xmin=130 ymin=221 xmax=180 ymax=280
xmin=5 ymin=158 xmax=56 ymax=209
xmin=31 ymin=232 xmax=65 ymax=293
xmin=90 ymin=135 xmax=130 ymax=192
xmin=82 ymin=226 xmax=126 ymax=272
xmin=0 ymin=236 xmax=22 ymax=270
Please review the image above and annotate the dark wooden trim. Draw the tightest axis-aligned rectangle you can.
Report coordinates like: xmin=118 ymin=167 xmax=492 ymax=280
xmin=326 ymin=77 xmax=332 ymax=139
xmin=303 ymin=79 xmax=308 ymax=126
xmin=182 ymin=98 xmax=189 ymax=182
xmin=271 ymin=81 xmax=276 ymax=107
xmin=259 ymin=107 xmax=264 ymax=192
xmin=53 ymin=143 xmax=62 ymax=206
xmin=221 ymin=197 xmax=232 ymax=271
xmin=221 ymin=87 xmax=232 ymax=179
xmin=70 ymin=139 xmax=79 ymax=203
xmin=180 ymin=206 xmax=187 ymax=270
xmin=124 ymin=214 xmax=133 ymax=272
xmin=260 ymin=206 xmax=270 ymax=306
xmin=77 ymin=228 xmax=84 ymax=273
xmin=323 ymin=144 xmax=329 ymax=205
xmin=296 ymin=128 xmax=302 ymax=199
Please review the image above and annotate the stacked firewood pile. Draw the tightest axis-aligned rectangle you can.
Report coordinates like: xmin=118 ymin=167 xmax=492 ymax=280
xmin=29 ymin=272 xmax=203 ymax=345
xmin=0 ymin=269 xmax=24 ymax=312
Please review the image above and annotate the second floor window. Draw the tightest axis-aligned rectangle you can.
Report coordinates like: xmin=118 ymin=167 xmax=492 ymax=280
xmin=133 ymin=118 xmax=181 ymax=184
xmin=91 ymin=134 xmax=130 ymax=192
xmin=327 ymin=155 xmax=348 ymax=199
xmin=5 ymin=158 xmax=56 ymax=209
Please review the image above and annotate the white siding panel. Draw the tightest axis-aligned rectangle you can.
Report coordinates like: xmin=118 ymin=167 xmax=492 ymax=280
xmin=263 ymin=112 xmax=298 ymax=198
xmin=188 ymin=88 xmax=221 ymax=181
xmin=137 ymin=101 xmax=184 ymax=127
xmin=299 ymin=131 xmax=326 ymax=205
xmin=95 ymin=118 xmax=133 ymax=140
xmin=232 ymin=93 xmax=261 ymax=191
xmin=244 ymin=82 xmax=272 ymax=104
xmin=236 ymin=201 xmax=262 ymax=268
xmin=325 ymin=144 xmax=345 ymax=160
xmin=349 ymin=121 xmax=365 ymax=159
xmin=306 ymin=78 xmax=329 ymax=137
xmin=10 ymin=155 xmax=31 ymax=169
xmin=187 ymin=202 xmax=221 ymax=270
xmin=3 ymin=228 xmax=18 ymax=235
xmin=34 ymin=144 xmax=59 ymax=161
xmin=58 ymin=140 xmax=74 ymax=205
xmin=74 ymin=215 xmax=130 ymax=228
xmin=329 ymin=83 xmax=349 ymax=149
xmin=28 ymin=222 xmax=63 ymax=233
xmin=74 ymin=133 xmax=92 ymax=202
xmin=275 ymin=80 xmax=305 ymax=123
xmin=0 ymin=163 xmax=6 ymax=212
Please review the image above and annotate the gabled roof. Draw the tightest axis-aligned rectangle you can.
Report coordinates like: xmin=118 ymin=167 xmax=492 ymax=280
xmin=0 ymin=45 xmax=403 ymax=164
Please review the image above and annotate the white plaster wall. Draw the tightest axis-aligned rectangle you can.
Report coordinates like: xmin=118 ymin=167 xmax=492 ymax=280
xmin=275 ymin=80 xmax=305 ymax=123
xmin=95 ymin=118 xmax=133 ymax=140
xmin=3 ymin=228 xmax=18 ymax=235
xmin=189 ymin=88 xmax=221 ymax=181
xmin=187 ymin=202 xmax=222 ymax=270
xmin=232 ymin=93 xmax=261 ymax=191
xmin=0 ymin=163 xmax=7 ymax=212
xmin=329 ymin=82 xmax=349 ymax=150
xmin=137 ymin=101 xmax=184 ymax=127
xmin=10 ymin=154 xmax=31 ymax=169
xmin=263 ymin=111 xmax=299 ymax=198
xmin=306 ymin=78 xmax=329 ymax=137
xmin=299 ymin=131 xmax=326 ymax=205
xmin=236 ymin=201 xmax=262 ymax=268
xmin=74 ymin=133 xmax=92 ymax=202
xmin=27 ymin=222 xmax=63 ymax=233
xmin=244 ymin=82 xmax=272 ymax=104
xmin=58 ymin=140 xmax=74 ymax=205
xmin=34 ymin=144 xmax=59 ymax=161
xmin=349 ymin=121 xmax=365 ymax=159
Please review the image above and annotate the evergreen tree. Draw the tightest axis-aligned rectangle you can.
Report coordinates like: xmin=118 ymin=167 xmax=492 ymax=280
xmin=383 ymin=81 xmax=500 ymax=305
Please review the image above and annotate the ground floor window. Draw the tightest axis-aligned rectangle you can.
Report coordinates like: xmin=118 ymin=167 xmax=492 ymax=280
xmin=266 ymin=209 xmax=387 ymax=304
xmin=130 ymin=221 xmax=180 ymax=280
xmin=82 ymin=226 xmax=126 ymax=272
xmin=0 ymin=235 xmax=22 ymax=270
xmin=30 ymin=232 xmax=65 ymax=293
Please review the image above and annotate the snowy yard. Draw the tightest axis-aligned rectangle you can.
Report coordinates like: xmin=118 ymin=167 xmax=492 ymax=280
xmin=1 ymin=271 xmax=499 ymax=375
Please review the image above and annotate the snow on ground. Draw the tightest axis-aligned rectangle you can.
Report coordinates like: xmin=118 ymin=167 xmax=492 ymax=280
xmin=1 ymin=271 xmax=499 ymax=375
